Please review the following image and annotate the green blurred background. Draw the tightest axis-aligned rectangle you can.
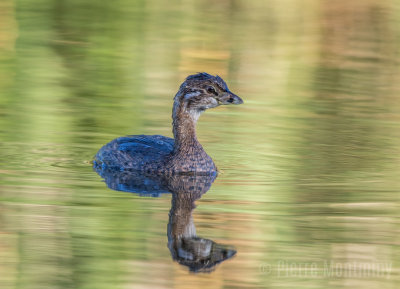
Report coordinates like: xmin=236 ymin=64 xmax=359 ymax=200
xmin=0 ymin=0 xmax=399 ymax=288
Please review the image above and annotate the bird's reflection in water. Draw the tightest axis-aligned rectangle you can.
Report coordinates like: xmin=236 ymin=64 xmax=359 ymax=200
xmin=95 ymin=167 xmax=236 ymax=273
xmin=166 ymin=173 xmax=236 ymax=273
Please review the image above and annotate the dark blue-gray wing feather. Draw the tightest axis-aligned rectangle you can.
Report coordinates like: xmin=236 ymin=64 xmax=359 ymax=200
xmin=94 ymin=135 xmax=174 ymax=171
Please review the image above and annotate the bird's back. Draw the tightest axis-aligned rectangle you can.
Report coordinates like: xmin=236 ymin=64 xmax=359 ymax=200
xmin=94 ymin=135 xmax=174 ymax=172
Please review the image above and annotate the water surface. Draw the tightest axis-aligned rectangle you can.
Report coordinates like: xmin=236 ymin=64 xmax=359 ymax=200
xmin=1 ymin=1 xmax=400 ymax=288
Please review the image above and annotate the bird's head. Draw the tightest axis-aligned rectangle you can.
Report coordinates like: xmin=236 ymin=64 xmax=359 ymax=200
xmin=173 ymin=73 xmax=243 ymax=119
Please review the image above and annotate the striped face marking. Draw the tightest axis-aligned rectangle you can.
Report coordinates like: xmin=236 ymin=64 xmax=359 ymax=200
xmin=184 ymin=91 xmax=201 ymax=100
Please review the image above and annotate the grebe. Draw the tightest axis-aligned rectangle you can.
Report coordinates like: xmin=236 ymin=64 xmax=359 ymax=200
xmin=94 ymin=73 xmax=243 ymax=174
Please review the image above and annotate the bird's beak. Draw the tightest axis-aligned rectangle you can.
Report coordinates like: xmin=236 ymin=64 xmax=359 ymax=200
xmin=218 ymin=91 xmax=243 ymax=105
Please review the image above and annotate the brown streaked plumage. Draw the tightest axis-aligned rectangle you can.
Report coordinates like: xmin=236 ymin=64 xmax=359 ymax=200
xmin=94 ymin=72 xmax=243 ymax=174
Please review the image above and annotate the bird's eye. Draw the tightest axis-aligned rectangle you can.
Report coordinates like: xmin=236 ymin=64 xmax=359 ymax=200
xmin=207 ymin=87 xmax=215 ymax=93
xmin=207 ymin=86 xmax=217 ymax=95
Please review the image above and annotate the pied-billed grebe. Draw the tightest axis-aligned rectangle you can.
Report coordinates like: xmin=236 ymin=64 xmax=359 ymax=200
xmin=94 ymin=72 xmax=243 ymax=174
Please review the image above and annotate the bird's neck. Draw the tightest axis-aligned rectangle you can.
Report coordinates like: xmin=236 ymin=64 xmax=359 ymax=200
xmin=168 ymin=191 xmax=197 ymax=240
xmin=172 ymin=105 xmax=203 ymax=154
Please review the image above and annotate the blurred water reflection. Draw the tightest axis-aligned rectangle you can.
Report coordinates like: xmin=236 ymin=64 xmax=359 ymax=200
xmin=1 ymin=0 xmax=400 ymax=288
xmin=95 ymin=168 xmax=236 ymax=272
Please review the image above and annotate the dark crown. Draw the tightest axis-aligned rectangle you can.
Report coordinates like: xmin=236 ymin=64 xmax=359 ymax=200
xmin=185 ymin=72 xmax=229 ymax=91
